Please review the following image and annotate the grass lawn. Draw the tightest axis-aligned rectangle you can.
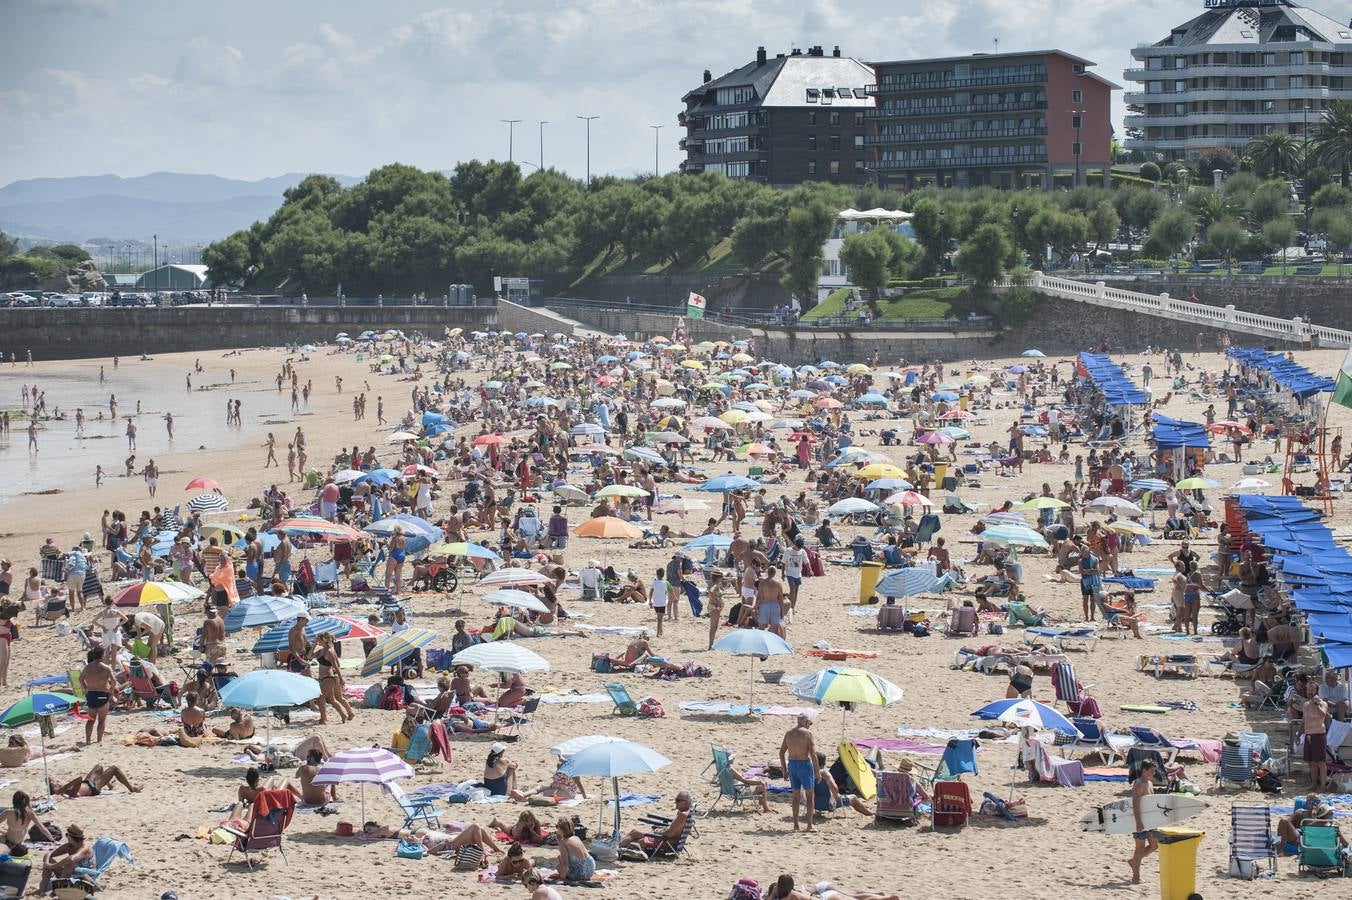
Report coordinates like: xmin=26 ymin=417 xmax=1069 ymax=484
xmin=802 ymin=286 xmax=962 ymax=323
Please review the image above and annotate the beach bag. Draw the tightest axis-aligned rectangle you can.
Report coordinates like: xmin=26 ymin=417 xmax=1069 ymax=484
xmin=806 ymin=547 xmax=824 ymax=577
xmin=987 ymin=622 xmax=1003 ymax=635
xmin=452 ymin=843 xmax=484 ymax=871
xmin=591 ymin=654 xmax=613 ymax=674
xmin=32 ymin=823 xmax=60 ymax=843
xmin=395 ymin=839 xmax=425 ymax=860
xmin=729 ymin=879 xmax=763 ymax=900
xmin=1254 ymin=766 xmax=1282 ymax=794
xmin=380 ymin=685 xmax=406 ymax=711
xmin=638 ymin=698 xmax=665 ymax=718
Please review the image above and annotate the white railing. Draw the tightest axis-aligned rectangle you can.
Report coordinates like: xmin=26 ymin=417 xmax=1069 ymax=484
xmin=1001 ymin=272 xmax=1352 ymax=348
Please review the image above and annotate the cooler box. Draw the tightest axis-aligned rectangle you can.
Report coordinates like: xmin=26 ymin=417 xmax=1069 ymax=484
xmin=858 ymin=561 xmax=884 ymax=603
xmin=1157 ymin=826 xmax=1204 ymax=900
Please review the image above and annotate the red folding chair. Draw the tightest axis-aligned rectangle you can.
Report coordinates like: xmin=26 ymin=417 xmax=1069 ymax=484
xmin=931 ymin=780 xmax=972 ymax=830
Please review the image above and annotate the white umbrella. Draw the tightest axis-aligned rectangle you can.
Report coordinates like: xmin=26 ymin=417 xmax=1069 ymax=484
xmin=1085 ymin=496 xmax=1144 ymax=516
xmin=386 ymin=431 xmax=420 ymax=443
xmin=453 ymin=642 xmax=551 ymax=673
xmin=482 ymin=589 xmax=550 ymax=615
xmin=477 ymin=568 xmax=553 ymax=588
xmin=827 ymin=498 xmax=881 ymax=517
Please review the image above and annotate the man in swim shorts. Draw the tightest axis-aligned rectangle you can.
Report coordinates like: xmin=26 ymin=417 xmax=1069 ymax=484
xmin=779 ymin=714 xmax=819 ymax=832
xmin=79 ymin=647 xmax=116 ymax=744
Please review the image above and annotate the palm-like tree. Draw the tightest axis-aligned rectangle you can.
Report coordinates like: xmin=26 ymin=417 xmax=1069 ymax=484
xmin=1245 ymin=131 xmax=1300 ymax=178
xmin=1314 ymin=99 xmax=1352 ymax=186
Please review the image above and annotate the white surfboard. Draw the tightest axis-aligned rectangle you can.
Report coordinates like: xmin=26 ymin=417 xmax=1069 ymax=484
xmin=1080 ymin=795 xmax=1207 ymax=834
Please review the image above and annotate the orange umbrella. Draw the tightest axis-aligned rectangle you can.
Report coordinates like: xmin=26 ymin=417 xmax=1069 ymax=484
xmin=473 ymin=434 xmax=509 ymax=446
xmin=574 ymin=516 xmax=644 ymax=539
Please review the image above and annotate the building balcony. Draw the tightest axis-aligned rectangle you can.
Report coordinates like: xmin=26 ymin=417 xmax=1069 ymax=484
xmin=864 ymin=126 xmax=1047 ymax=145
xmin=679 ymin=160 xmax=705 ymax=173
xmin=695 ymin=149 xmax=767 ymax=163
xmin=1125 ymin=111 xmax=1315 ymax=127
xmin=875 ymin=150 xmax=1048 ymax=170
xmin=865 ymin=99 xmax=1047 ymax=119
xmin=1127 ymin=62 xmax=1351 ymax=81
xmin=873 ymin=71 xmax=1048 ymax=94
xmin=685 ymin=123 xmax=769 ymax=138
xmin=1124 ymin=86 xmax=1351 ymax=104
xmin=678 ymin=137 xmax=703 ymax=152
xmin=1124 ymin=136 xmax=1249 ymax=151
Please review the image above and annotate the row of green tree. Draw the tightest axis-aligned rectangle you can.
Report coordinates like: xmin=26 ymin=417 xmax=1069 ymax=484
xmin=204 ymin=158 xmax=1341 ymax=312
xmin=0 ymin=234 xmax=93 ymax=287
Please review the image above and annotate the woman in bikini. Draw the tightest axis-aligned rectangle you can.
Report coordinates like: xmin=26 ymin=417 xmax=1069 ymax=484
xmin=487 ymin=810 xmax=546 ymax=845
xmin=385 ymin=527 xmax=407 ymax=594
xmin=2 ymin=791 xmax=52 ymax=855
xmin=313 ymin=632 xmax=354 ymax=724
xmin=49 ymin=764 xmax=141 ymax=798
xmin=450 ymin=666 xmax=488 ymax=707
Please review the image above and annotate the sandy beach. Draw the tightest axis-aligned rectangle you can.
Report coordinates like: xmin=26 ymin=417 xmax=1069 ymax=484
xmin=0 ymin=337 xmax=1348 ymax=899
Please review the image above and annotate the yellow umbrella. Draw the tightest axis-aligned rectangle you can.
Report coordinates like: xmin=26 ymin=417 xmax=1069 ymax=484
xmin=846 ymin=363 xmax=870 ymax=375
xmin=1106 ymin=520 xmax=1150 ymax=536
xmin=855 ymin=463 xmax=905 ymax=480
xmin=731 ymin=352 xmax=754 ymax=363
xmin=448 ymin=327 xmax=463 ymax=337
xmin=680 ymin=359 xmax=706 ymax=370
xmin=695 ymin=341 xmax=718 ymax=351
xmin=720 ymin=409 xmax=749 ymax=425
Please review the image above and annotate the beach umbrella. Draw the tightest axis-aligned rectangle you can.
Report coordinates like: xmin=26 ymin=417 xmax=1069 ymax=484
xmin=971 ymin=697 xmax=1076 ymax=793
xmin=400 ymin=464 xmax=438 ymax=478
xmin=312 ymin=747 xmax=414 ymax=825
xmin=982 ymin=511 xmax=1029 ymax=527
xmin=1021 ymin=349 xmax=1045 ymax=357
xmin=713 ymin=628 xmax=794 ymax=714
xmin=560 ymin=739 xmax=671 ymax=844
xmin=361 ymin=627 xmax=438 ymax=678
xmin=571 ymin=423 xmax=605 ymax=436
xmin=791 ymin=666 xmax=903 ymax=738
xmin=526 ymin=396 xmax=559 ymax=408
xmin=250 ymin=615 xmax=350 ymax=654
xmin=184 ymin=477 xmax=222 ymax=492
xmin=1 ymin=692 xmax=76 ymax=802
xmin=883 ymin=490 xmax=932 ymax=507
xmin=1229 ymin=477 xmax=1271 ymax=493
xmin=854 ymin=463 xmax=903 ymax=480
xmin=473 ymin=433 xmax=509 ymax=446
xmin=876 ymin=567 xmax=955 ymax=599
xmin=1127 ymin=478 xmax=1169 ymax=492
xmin=656 ymin=497 xmax=708 ymax=517
xmin=553 ymin=484 xmax=591 ymax=503
xmin=331 ymin=469 xmax=365 ymax=484
xmin=219 ymin=669 xmax=321 ymax=750
xmin=651 ymin=398 xmax=686 ymax=409
xmin=187 ymin=493 xmax=229 ymax=514
xmin=981 ymin=525 xmax=1049 ymax=548
xmin=939 ymin=410 xmax=977 ymax=421
xmin=478 ymin=568 xmax=552 ymax=588
xmin=111 ymin=580 xmax=203 ymax=607
xmin=593 ymin=484 xmax=649 ymax=499
xmin=938 ymin=426 xmax=971 ymax=440
xmin=856 ymin=393 xmax=889 ymax=406
xmin=1175 ymin=476 xmax=1219 ymax=491
xmin=696 ymin=474 xmax=760 ymax=493
xmin=198 ymin=523 xmax=247 ymax=544
xmin=386 ymin=431 xmax=420 ymax=443
xmin=1208 ymin=420 xmax=1251 ymax=434
xmin=916 ymin=431 xmax=955 ymax=445
xmin=1106 ymin=520 xmax=1150 ymax=536
xmin=364 ymin=515 xmax=440 ymax=542
xmin=271 ymin=519 xmax=365 ymax=543
xmin=223 ymin=594 xmax=307 ymax=633
xmin=575 ymin=517 xmax=644 ymax=540
xmin=1016 ymin=497 xmax=1069 ymax=511
xmin=813 ymin=397 xmax=844 ymax=410
xmin=772 ymin=419 xmax=806 ymax=431
xmin=865 ymin=477 xmax=914 ymax=492
xmin=1084 ymin=497 xmax=1144 ymax=516
xmin=788 ymin=389 xmax=817 ymax=400
xmin=622 ymin=446 xmax=666 ymax=466
xmin=426 ymin=541 xmax=503 ymax=562
xmin=827 ymin=498 xmax=881 ymax=517
xmin=325 ymin=615 xmax=384 ymax=643
xmin=683 ymin=533 xmax=732 ymax=551
xmin=453 ymin=641 xmax=550 ymax=674
xmin=483 ymin=589 xmax=550 ymax=615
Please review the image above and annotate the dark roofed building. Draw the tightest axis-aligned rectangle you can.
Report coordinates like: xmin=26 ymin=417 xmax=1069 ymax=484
xmin=679 ymin=45 xmax=875 ymax=186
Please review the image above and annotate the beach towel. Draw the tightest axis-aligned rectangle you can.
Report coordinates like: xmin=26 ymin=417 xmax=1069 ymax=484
xmin=806 ymin=649 xmax=878 ymax=660
xmin=1103 ymin=576 xmax=1156 ymax=591
xmin=537 ymin=694 xmax=611 ymax=705
xmin=1082 ymin=766 xmax=1131 ymax=782
xmin=851 ymin=738 xmax=948 ymax=755
xmin=605 ymin=793 xmax=660 ymax=808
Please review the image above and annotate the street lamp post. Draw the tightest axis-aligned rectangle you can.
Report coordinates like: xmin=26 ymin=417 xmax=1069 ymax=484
xmin=1303 ymin=103 xmax=1312 ymax=234
xmin=153 ymin=233 xmax=159 ymax=297
xmin=501 ymin=119 xmax=521 ymax=163
xmin=577 ymin=115 xmax=599 ymax=185
xmin=1071 ymin=109 xmax=1085 ymax=187
xmin=539 ymin=121 xmax=547 ymax=171
xmin=649 ymin=124 xmax=664 ymax=176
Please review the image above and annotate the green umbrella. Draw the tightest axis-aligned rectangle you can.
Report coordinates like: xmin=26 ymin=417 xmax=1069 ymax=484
xmin=0 ymin=692 xmax=78 ymax=728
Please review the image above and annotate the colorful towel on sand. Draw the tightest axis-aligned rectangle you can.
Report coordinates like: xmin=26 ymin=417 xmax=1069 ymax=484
xmin=1103 ymin=576 xmax=1156 ymax=591
xmin=605 ymin=793 xmax=660 ymax=808
xmin=1083 ymin=767 xmax=1131 ymax=782
xmin=576 ymin=625 xmax=648 ymax=636
xmin=852 ymin=737 xmax=948 ymax=755
xmin=807 ymin=648 xmax=878 ymax=660
xmin=678 ymin=701 xmax=819 ymax=718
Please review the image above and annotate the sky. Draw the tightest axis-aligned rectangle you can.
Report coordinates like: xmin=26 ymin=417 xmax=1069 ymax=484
xmin=0 ymin=0 xmax=1288 ymax=186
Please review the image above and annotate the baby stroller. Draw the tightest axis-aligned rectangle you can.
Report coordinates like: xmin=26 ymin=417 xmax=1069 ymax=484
xmin=1209 ymin=588 xmax=1253 ymax=636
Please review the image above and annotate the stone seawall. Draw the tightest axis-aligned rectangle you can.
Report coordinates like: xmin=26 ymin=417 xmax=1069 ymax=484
xmin=2 ymin=305 xmax=497 ymax=361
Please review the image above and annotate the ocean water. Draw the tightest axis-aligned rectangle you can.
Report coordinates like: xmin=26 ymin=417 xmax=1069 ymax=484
xmin=0 ymin=356 xmax=303 ymax=505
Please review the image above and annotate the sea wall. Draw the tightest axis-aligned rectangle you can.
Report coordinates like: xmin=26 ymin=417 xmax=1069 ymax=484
xmin=1105 ymin=275 xmax=1352 ymax=331
xmin=1 ymin=304 xmax=497 ymax=361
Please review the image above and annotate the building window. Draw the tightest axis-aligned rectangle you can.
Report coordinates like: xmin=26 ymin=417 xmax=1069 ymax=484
xmin=1290 ymin=75 xmax=1305 ymax=89
xmin=829 ymin=111 xmax=840 ymax=125
xmin=715 ymin=85 xmax=754 ymax=105
xmin=1072 ymin=89 xmax=1082 ymax=102
xmin=829 ymin=134 xmax=841 ymax=150
xmin=723 ymin=161 xmax=750 ymax=177
xmin=829 ymin=160 xmax=840 ymax=174
xmin=807 ymin=111 xmax=816 ymax=125
xmin=854 ymin=112 xmax=864 ymax=125
xmin=1071 ymin=114 xmax=1082 ymax=129
xmin=854 ymin=134 xmax=863 ymax=149
xmin=1072 ymin=141 xmax=1082 ymax=156
xmin=807 ymin=160 xmax=817 ymax=175
xmin=854 ymin=160 xmax=865 ymax=173
xmin=1290 ymin=52 xmax=1305 ymax=65
xmin=807 ymin=134 xmax=817 ymax=150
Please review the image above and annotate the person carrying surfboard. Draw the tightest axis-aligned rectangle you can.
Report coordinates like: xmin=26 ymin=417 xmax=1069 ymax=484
xmin=1128 ymin=759 xmax=1159 ymax=885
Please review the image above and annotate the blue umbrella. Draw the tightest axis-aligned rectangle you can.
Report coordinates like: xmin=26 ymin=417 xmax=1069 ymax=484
xmin=696 ymin=474 xmax=761 ymax=493
xmin=971 ymin=698 xmax=1075 ymax=735
xmin=251 ymin=615 xmax=348 ymax=655
xmin=355 ymin=470 xmax=395 ymax=487
xmin=560 ymin=739 xmax=672 ymax=841
xmin=876 ymin=567 xmax=956 ymax=598
xmin=219 ymin=670 xmax=323 ymax=745
xmin=1021 ymin=349 xmax=1045 ymax=358
xmin=625 ymin=351 xmax=646 ymax=361
xmin=224 ymin=595 xmax=307 ymax=633
xmin=819 ymin=360 xmax=840 ymax=369
xmin=234 ymin=531 xmax=280 ymax=553
xmin=932 ymin=391 xmax=960 ymax=402
xmin=1 ymin=692 xmax=76 ymax=801
xmin=595 ymin=355 xmax=620 ymax=364
xmin=684 ymin=534 xmax=733 ymax=551
xmin=1128 ymin=478 xmax=1170 ymax=492
xmin=713 ymin=628 xmax=795 ymax=713
xmin=824 ymin=375 xmax=847 ymax=385
xmin=856 ymin=392 xmax=888 ymax=405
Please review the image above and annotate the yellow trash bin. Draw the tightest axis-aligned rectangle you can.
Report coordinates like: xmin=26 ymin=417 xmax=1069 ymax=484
xmin=1156 ymin=826 xmax=1204 ymax=900
xmin=858 ymin=561 xmax=884 ymax=603
xmin=934 ymin=463 xmax=949 ymax=485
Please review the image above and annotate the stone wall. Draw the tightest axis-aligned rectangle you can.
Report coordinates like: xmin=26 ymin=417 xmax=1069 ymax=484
xmin=2 ymin=304 xmax=497 ymax=361
xmin=585 ymin=271 xmax=787 ymax=311
xmin=496 ymin=301 xmax=579 ymax=339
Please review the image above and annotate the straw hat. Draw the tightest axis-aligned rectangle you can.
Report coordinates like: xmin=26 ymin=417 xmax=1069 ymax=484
xmin=896 ymin=758 xmax=915 ymax=772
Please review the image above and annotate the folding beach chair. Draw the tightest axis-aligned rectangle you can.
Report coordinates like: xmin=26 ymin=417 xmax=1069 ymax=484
xmin=706 ymin=747 xmax=757 ymax=814
xmin=874 ymin=770 xmax=919 ymax=826
xmin=979 ymin=791 xmax=1026 ymax=822
xmin=1059 ymin=717 xmax=1124 ymax=765
xmin=1228 ymin=804 xmax=1277 ymax=879
xmin=385 ymin=782 xmax=441 ymax=829
xmin=604 ymin=682 xmax=639 ymax=716
xmin=1051 ymin=662 xmax=1099 ymax=718
xmin=51 ymin=836 xmax=135 ymax=894
xmin=1298 ymin=820 xmax=1350 ymax=877
xmin=1006 ymin=601 xmax=1047 ymax=628
xmin=1127 ymin=726 xmax=1183 ymax=766
xmin=1126 ymin=748 xmax=1174 ymax=786
xmin=1215 ymin=744 xmax=1257 ymax=790
xmin=498 ymin=696 xmax=540 ymax=738
xmin=931 ymin=781 xmax=972 ymax=830
xmin=945 ymin=606 xmax=979 ymax=638
xmin=225 ymin=789 xmax=294 ymax=869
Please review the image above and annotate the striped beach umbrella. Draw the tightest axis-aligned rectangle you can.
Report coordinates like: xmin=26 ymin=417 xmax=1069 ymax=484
xmin=482 ymin=589 xmax=550 ymax=615
xmin=791 ymin=666 xmax=903 ymax=738
xmin=361 ymin=627 xmax=437 ymax=677
xmin=312 ymin=746 xmax=414 ymax=821
xmin=271 ymin=519 xmax=365 ymax=542
xmin=875 ymin=567 xmax=956 ymax=599
xmin=186 ymin=493 xmax=229 ymax=514
xmin=250 ymin=615 xmax=350 ymax=654
xmin=477 ymin=568 xmax=552 ymax=588
xmin=223 ymin=594 xmax=307 ymax=633
xmin=111 ymin=580 xmax=204 ymax=607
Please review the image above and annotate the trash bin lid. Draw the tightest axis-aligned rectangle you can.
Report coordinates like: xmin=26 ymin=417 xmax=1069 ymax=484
xmin=1156 ymin=825 xmax=1204 ymax=843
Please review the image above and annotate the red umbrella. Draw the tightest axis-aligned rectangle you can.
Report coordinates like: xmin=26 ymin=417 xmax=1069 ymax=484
xmin=184 ymin=477 xmax=222 ymax=491
xmin=473 ymin=434 xmax=509 ymax=446
xmin=328 ymin=615 xmax=385 ymax=643
xmin=788 ymin=432 xmax=817 ymax=442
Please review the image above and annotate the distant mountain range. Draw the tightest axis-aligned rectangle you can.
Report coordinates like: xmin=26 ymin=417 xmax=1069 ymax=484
xmin=0 ymin=171 xmax=360 ymax=244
